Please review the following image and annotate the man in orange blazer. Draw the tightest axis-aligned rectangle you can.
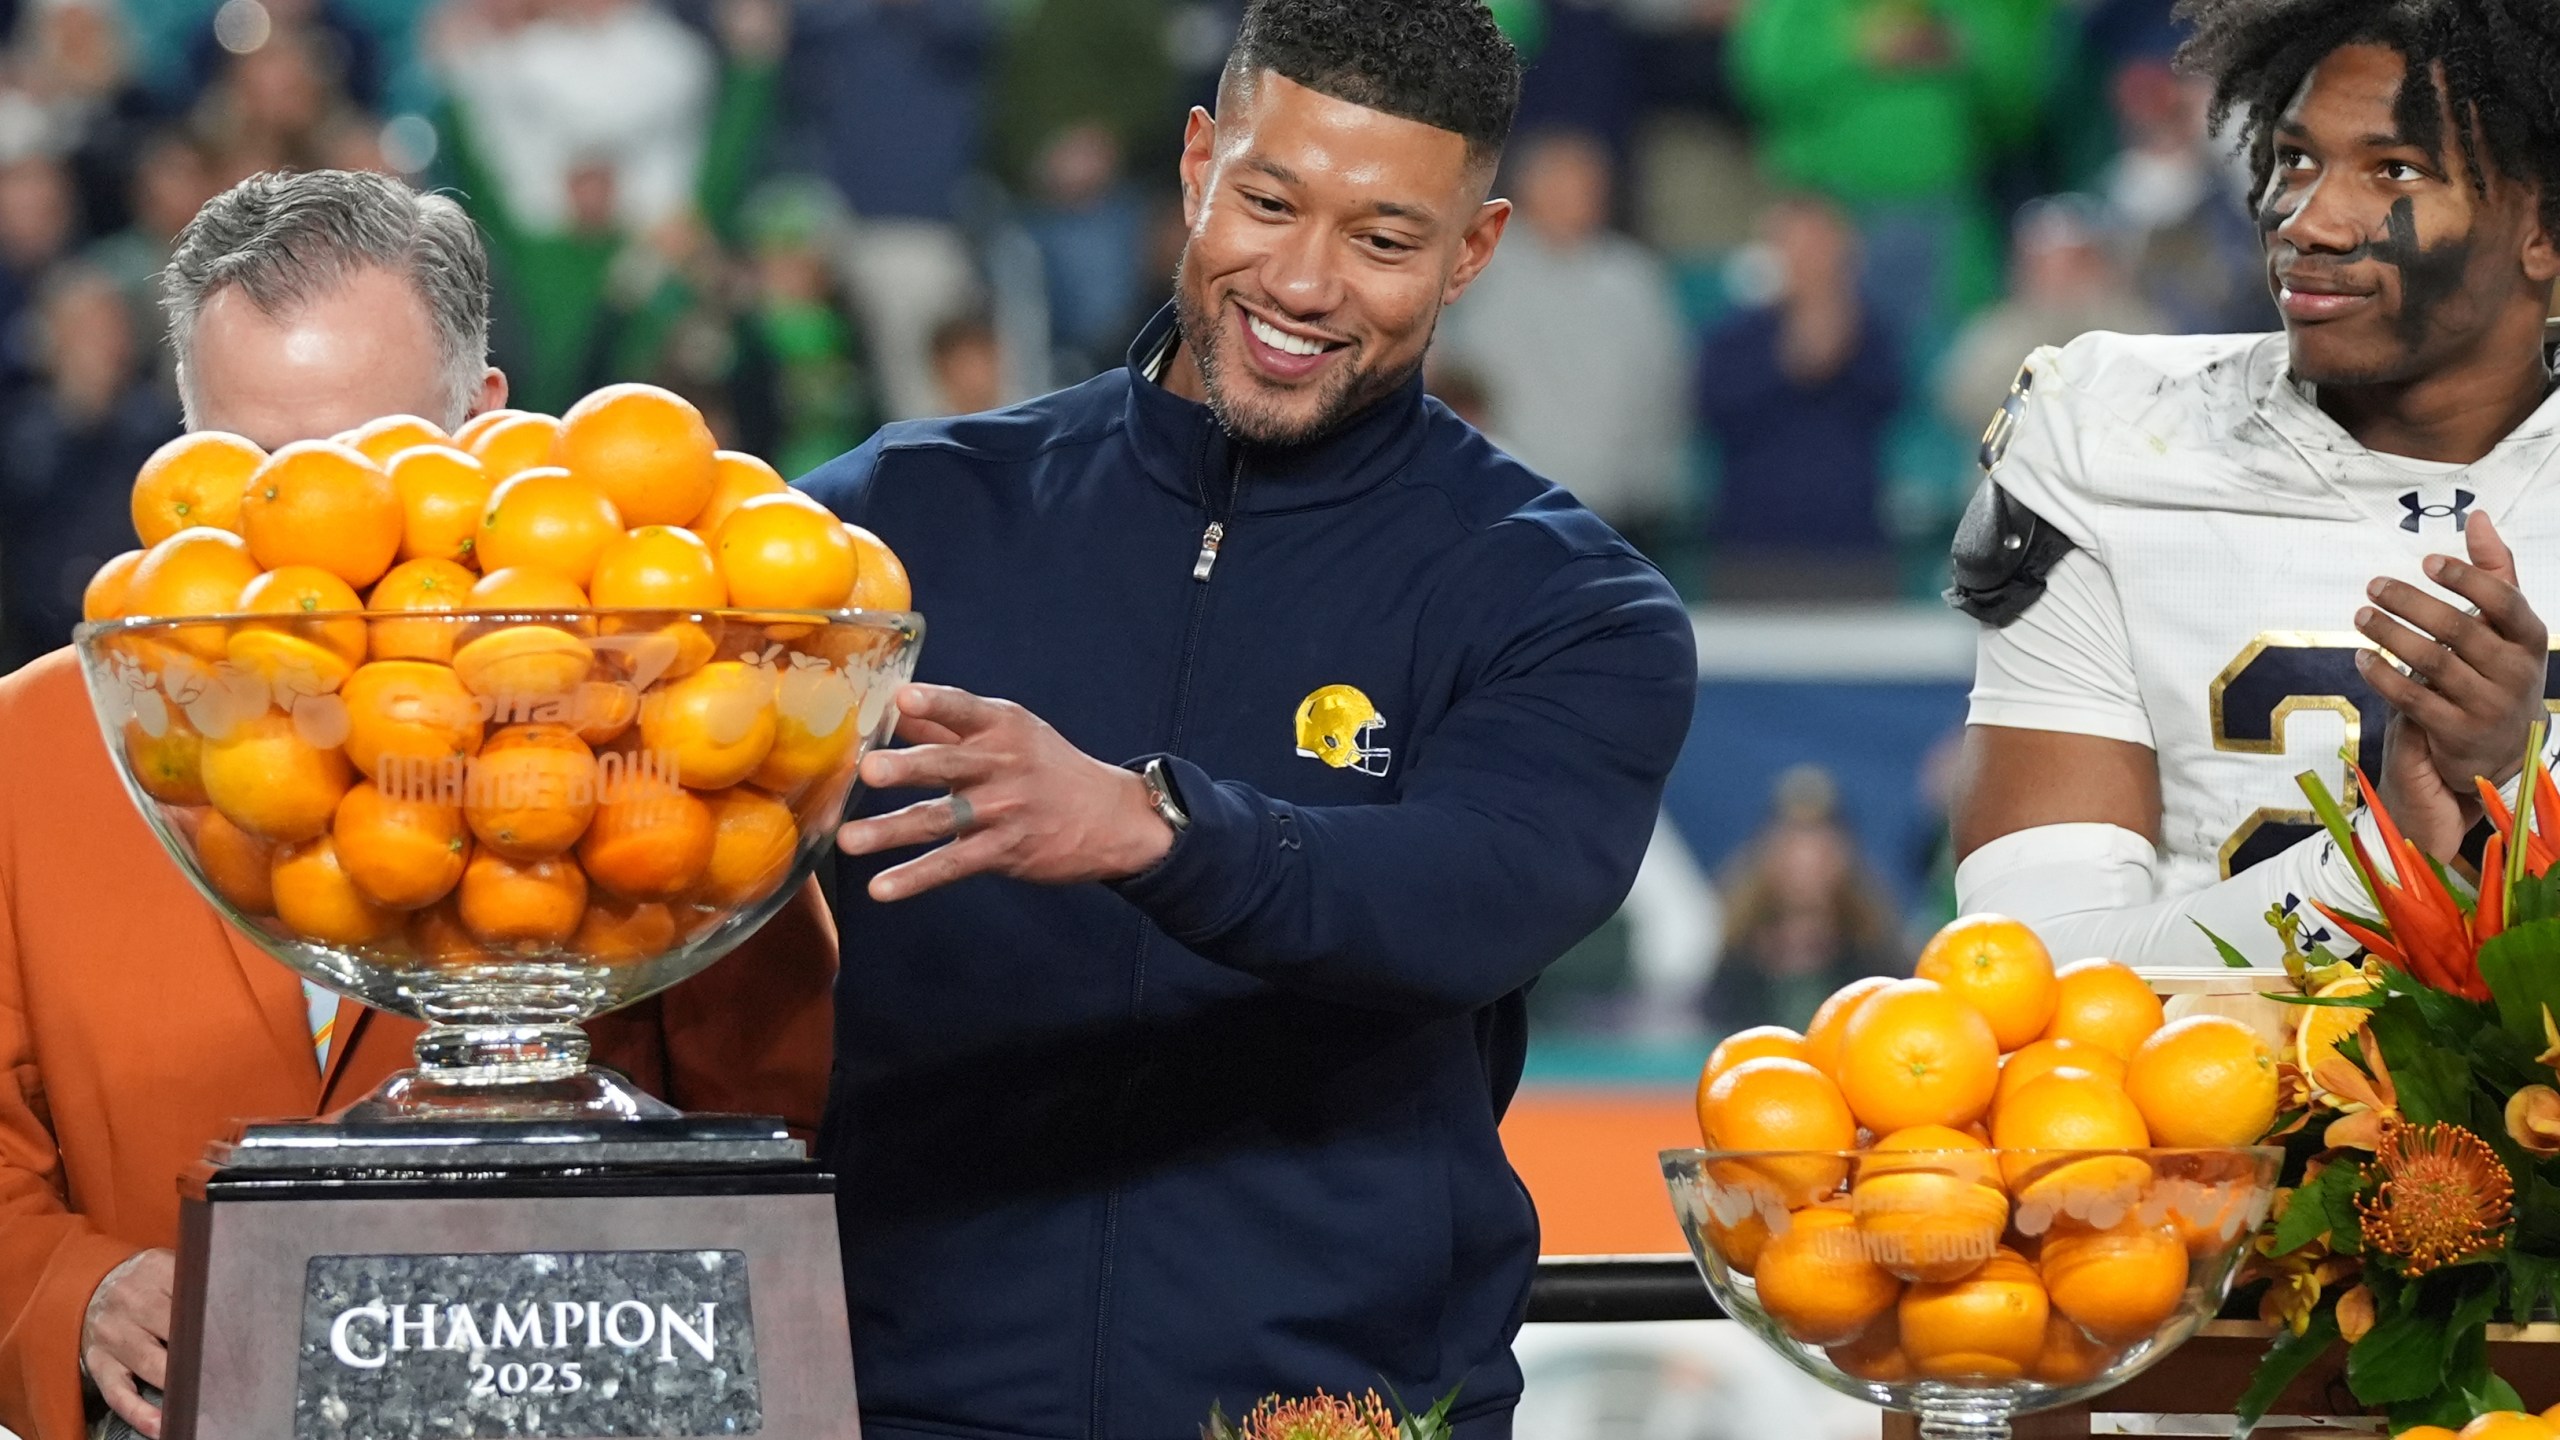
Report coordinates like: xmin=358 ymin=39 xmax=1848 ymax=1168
xmin=0 ymin=171 xmax=839 ymax=1440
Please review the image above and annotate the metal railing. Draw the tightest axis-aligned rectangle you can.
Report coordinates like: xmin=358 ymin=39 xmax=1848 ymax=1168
xmin=1525 ymin=1256 xmax=1721 ymax=1324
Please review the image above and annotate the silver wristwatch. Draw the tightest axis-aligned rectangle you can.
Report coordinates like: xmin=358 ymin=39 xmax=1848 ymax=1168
xmin=1139 ymin=756 xmax=1191 ymax=833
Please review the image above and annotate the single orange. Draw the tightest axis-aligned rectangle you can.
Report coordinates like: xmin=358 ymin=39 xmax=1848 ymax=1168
xmin=476 ymin=468 xmax=622 ymax=587
xmin=1897 ymin=1246 xmax=2049 ymax=1381
xmin=753 ymin=659 xmax=862 ymax=795
xmin=367 ymin=557 xmax=479 ymax=663
xmin=466 ymin=565 xmax=591 ymax=612
xmin=1753 ymin=1207 xmax=1902 ymax=1346
xmin=408 ymin=896 xmax=492 ymax=967
xmin=593 ymin=525 xmax=725 ymax=678
xmin=200 ymin=709 xmax=353 ymax=842
xmin=1825 ymin=1314 xmax=1912 ymax=1384
xmin=340 ymin=660 xmax=483 ymax=780
xmin=451 ymin=408 xmax=526 ymax=451
xmin=593 ymin=525 xmax=726 ymax=610
xmin=1835 ymin=979 xmax=2001 ymax=1134
xmin=1995 ymin=1038 xmax=2125 ymax=1117
xmin=463 ymin=723 xmax=599 ymax=860
xmin=271 ymin=835 xmax=400 ymax=945
xmin=571 ymin=896 xmax=678 ymax=963
xmin=84 ymin=548 xmax=145 ymax=622
xmin=196 ymin=808 xmax=277 ymax=915
xmin=1990 ymin=1068 xmax=2152 ymax=1206
xmin=2467 ymin=1414 xmax=2560 ymax=1434
xmin=230 ymin=566 xmax=367 ymax=691
xmin=452 ymin=625 xmax=596 ymax=705
xmin=2030 ymin=1313 xmax=2123 ymax=1387
xmin=559 ymin=382 xmax=719 ymax=528
xmin=2038 ymin=1220 xmax=2188 ymax=1343
xmin=1704 ymin=1209 xmax=1771 ymax=1278
xmin=842 ymin=523 xmax=912 ymax=612
xmin=689 ymin=450 xmax=786 ymax=538
xmin=1699 ymin=1056 xmax=1857 ymax=1206
xmin=1803 ymin=976 xmax=1896 ymax=1078
xmin=466 ymin=410 xmax=566 ymax=485
xmin=578 ymin=781 xmax=716 ymax=901
xmin=240 ymin=440 xmax=403 ymax=588
xmin=125 ymin=708 xmax=209 ymax=806
xmin=697 ymin=787 xmax=798 ymax=906
xmin=2124 ymin=1015 xmax=2278 ymax=1148
xmin=457 ymin=849 xmax=588 ymax=946
xmin=1915 ymin=914 xmax=2058 ymax=1051
xmin=639 ymin=660 xmax=777 ymax=789
xmin=387 ymin=444 xmax=493 ymax=567
xmin=1853 ymin=1126 xmax=2009 ymax=1283
xmin=2462 ymin=1417 xmax=2560 ymax=1440
xmin=332 ymin=780 xmax=468 ymax=909
xmin=2042 ymin=960 xmax=2165 ymax=1060
xmin=130 ymin=430 xmax=262 ymax=546
xmin=125 ymin=528 xmax=263 ymax=658
xmin=338 ymin=413 xmax=450 ymax=467
xmin=2399 ymin=1428 xmax=2463 ymax=1440
xmin=716 ymin=492 xmax=857 ymax=611
xmin=1701 ymin=1026 xmax=1810 ymax=1095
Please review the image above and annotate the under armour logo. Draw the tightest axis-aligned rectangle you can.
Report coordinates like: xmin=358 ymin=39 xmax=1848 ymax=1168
xmin=2400 ymin=489 xmax=2475 ymax=533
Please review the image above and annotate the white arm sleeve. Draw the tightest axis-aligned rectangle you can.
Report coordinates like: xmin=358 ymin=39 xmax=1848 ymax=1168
xmin=1955 ymin=819 xmax=2380 ymax=969
xmin=1968 ymin=547 xmax=2154 ymax=748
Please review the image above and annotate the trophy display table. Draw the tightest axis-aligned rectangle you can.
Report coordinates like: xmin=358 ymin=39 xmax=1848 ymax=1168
xmin=1877 ymin=1322 xmax=2560 ymax=1437
xmin=163 ymin=1115 xmax=861 ymax=1440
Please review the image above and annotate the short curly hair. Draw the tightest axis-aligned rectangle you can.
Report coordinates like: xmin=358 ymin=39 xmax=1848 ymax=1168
xmin=2173 ymin=0 xmax=2560 ymax=236
xmin=1223 ymin=0 xmax=1522 ymax=170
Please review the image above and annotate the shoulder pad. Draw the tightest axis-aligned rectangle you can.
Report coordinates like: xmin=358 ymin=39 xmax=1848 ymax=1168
xmin=1944 ymin=479 xmax=2077 ymax=627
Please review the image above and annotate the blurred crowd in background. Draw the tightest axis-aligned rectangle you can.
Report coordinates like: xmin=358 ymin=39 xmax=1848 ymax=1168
xmin=0 ymin=0 xmax=2281 ymax=1049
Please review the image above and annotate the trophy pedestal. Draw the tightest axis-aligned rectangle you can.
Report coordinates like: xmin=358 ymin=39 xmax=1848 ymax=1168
xmin=162 ymin=1115 xmax=860 ymax=1440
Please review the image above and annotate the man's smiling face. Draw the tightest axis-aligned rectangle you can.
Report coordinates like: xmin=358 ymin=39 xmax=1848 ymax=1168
xmin=1170 ymin=70 xmax=1508 ymax=448
xmin=2259 ymin=43 xmax=2549 ymax=388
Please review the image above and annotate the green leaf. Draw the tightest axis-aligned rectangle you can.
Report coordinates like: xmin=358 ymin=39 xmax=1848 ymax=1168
xmin=2275 ymin=1160 xmax=2366 ymax=1254
xmin=2510 ymin=1249 xmax=2560 ymax=1322
xmin=2474 ymin=916 xmax=2560 ymax=1044
xmin=2347 ymin=1303 xmax=2452 ymax=1404
xmin=2235 ymin=1307 xmax=2340 ymax=1437
xmin=2507 ymin=870 xmax=2560 ymax=928
xmin=2368 ymin=995 xmax=2474 ymax=1125
xmin=2298 ymin=768 xmax=2380 ymax=903
xmin=2199 ymin=921 xmax=2260 ymax=969
xmin=2264 ymin=992 xmax=2388 ymax=1009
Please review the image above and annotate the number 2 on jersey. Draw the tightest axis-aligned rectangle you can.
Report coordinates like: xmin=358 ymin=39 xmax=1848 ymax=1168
xmin=2212 ymin=632 xmax=2560 ymax=876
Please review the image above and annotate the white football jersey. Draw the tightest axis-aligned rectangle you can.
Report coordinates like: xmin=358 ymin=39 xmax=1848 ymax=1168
xmin=1968 ymin=330 xmax=2560 ymax=902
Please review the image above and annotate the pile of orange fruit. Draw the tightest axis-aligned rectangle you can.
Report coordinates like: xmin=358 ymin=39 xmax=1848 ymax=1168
xmin=1693 ymin=915 xmax=2280 ymax=1387
xmin=84 ymin=384 xmax=910 ymax=966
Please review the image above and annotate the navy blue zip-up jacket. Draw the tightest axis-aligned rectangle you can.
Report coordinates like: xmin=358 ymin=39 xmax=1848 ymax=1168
xmin=797 ymin=305 xmax=1697 ymax=1440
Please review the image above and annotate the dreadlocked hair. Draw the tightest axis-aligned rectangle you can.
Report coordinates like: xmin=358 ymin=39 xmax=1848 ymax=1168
xmin=2173 ymin=0 xmax=2560 ymax=236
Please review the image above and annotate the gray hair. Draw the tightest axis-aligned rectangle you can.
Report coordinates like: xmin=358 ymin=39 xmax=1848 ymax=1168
xmin=162 ymin=169 xmax=491 ymax=428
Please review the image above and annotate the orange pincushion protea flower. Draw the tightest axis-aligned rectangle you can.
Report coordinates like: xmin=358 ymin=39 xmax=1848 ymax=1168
xmin=1237 ymin=1391 xmax=1399 ymax=1440
xmin=2355 ymin=1121 xmax=2513 ymax=1276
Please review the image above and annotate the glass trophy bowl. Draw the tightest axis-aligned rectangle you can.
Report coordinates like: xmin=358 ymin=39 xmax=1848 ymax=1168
xmin=1662 ymin=1144 xmax=2283 ymax=1440
xmin=74 ymin=605 xmax=921 ymax=1123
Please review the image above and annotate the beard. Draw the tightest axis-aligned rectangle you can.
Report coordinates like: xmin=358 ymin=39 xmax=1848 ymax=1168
xmin=1171 ymin=257 xmax=1423 ymax=449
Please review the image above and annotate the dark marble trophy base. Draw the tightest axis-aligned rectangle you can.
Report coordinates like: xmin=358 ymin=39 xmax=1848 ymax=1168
xmin=164 ymin=1113 xmax=860 ymax=1440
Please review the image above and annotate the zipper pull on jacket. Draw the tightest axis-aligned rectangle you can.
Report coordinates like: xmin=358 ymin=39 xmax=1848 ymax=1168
xmin=1192 ymin=522 xmax=1225 ymax=582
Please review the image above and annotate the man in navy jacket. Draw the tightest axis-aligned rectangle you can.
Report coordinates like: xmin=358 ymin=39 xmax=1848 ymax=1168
xmin=798 ymin=2 xmax=1698 ymax=1435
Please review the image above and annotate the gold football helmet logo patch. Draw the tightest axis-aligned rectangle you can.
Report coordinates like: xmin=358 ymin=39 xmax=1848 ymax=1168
xmin=1294 ymin=684 xmax=1391 ymax=776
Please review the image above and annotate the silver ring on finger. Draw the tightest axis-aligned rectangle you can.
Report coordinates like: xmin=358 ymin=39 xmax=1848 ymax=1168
xmin=946 ymin=793 xmax=976 ymax=836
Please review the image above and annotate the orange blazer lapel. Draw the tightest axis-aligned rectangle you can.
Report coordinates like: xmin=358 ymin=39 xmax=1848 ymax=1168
xmin=219 ymin=919 xmax=325 ymax=1089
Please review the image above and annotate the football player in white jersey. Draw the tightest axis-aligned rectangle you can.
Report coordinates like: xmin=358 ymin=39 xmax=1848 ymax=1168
xmin=1948 ymin=0 xmax=2560 ymax=967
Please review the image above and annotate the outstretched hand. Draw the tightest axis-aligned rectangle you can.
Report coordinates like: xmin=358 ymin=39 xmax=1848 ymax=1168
xmin=835 ymin=685 xmax=1175 ymax=901
xmin=2358 ymin=512 xmax=2550 ymax=859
